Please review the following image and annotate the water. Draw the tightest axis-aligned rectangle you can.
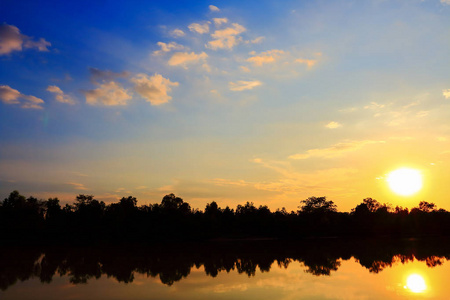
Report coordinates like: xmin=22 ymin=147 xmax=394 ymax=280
xmin=1 ymin=238 xmax=449 ymax=299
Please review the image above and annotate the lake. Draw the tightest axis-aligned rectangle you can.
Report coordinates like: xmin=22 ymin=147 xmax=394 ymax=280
xmin=1 ymin=238 xmax=449 ymax=299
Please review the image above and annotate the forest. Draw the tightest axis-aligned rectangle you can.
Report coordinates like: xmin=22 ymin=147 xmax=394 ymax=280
xmin=1 ymin=190 xmax=450 ymax=243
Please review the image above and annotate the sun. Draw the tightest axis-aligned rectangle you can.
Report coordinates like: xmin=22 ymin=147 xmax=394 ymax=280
xmin=405 ymin=274 xmax=426 ymax=293
xmin=386 ymin=168 xmax=423 ymax=196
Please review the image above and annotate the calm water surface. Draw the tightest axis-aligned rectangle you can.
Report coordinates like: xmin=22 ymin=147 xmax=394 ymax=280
xmin=1 ymin=239 xmax=449 ymax=299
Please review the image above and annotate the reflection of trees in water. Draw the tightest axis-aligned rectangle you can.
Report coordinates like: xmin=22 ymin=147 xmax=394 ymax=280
xmin=1 ymin=239 xmax=450 ymax=291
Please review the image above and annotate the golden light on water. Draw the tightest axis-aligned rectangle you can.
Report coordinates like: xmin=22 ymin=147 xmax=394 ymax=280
xmin=405 ymin=274 xmax=427 ymax=293
xmin=386 ymin=168 xmax=423 ymax=196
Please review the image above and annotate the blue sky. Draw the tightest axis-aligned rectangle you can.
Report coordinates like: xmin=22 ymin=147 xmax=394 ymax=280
xmin=1 ymin=0 xmax=450 ymax=211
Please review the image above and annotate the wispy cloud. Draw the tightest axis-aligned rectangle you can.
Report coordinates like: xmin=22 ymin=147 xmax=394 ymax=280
xmin=289 ymin=140 xmax=385 ymax=160
xmin=89 ymin=67 xmax=130 ymax=84
xmin=153 ymin=41 xmax=185 ymax=55
xmin=251 ymin=158 xmax=359 ymax=201
xmin=210 ymin=178 xmax=250 ymax=187
xmin=66 ymin=182 xmax=88 ymax=191
xmin=0 ymin=24 xmax=50 ymax=55
xmin=206 ymin=23 xmax=246 ymax=50
xmin=47 ymin=85 xmax=75 ymax=104
xmin=0 ymin=85 xmax=44 ymax=109
xmin=249 ymin=36 xmax=265 ymax=44
xmin=209 ymin=5 xmax=220 ymax=12
xmin=131 ymin=73 xmax=179 ymax=105
xmin=295 ymin=58 xmax=318 ymax=69
xmin=168 ymin=51 xmax=208 ymax=68
xmin=325 ymin=121 xmax=342 ymax=129
xmin=364 ymin=102 xmax=385 ymax=110
xmin=229 ymin=80 xmax=262 ymax=91
xmin=213 ymin=18 xmax=228 ymax=26
xmin=170 ymin=29 xmax=185 ymax=37
xmin=188 ymin=22 xmax=210 ymax=34
xmin=83 ymin=81 xmax=132 ymax=106
xmin=443 ymin=89 xmax=450 ymax=99
xmin=247 ymin=50 xmax=285 ymax=66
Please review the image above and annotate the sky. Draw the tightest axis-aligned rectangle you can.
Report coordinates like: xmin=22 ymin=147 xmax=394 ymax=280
xmin=1 ymin=0 xmax=450 ymax=212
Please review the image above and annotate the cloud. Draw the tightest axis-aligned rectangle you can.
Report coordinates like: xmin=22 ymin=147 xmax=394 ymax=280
xmin=289 ymin=140 xmax=385 ymax=160
xmin=130 ymin=73 xmax=179 ymax=105
xmin=295 ymin=58 xmax=318 ymax=69
xmin=153 ymin=41 xmax=185 ymax=55
xmin=325 ymin=121 xmax=342 ymax=129
xmin=247 ymin=49 xmax=285 ymax=66
xmin=0 ymin=85 xmax=44 ymax=109
xmin=213 ymin=18 xmax=228 ymax=26
xmin=209 ymin=5 xmax=220 ymax=12
xmin=441 ymin=0 xmax=450 ymax=5
xmin=364 ymin=102 xmax=385 ymax=110
xmin=210 ymin=178 xmax=250 ymax=187
xmin=252 ymin=158 xmax=360 ymax=199
xmin=170 ymin=29 xmax=185 ymax=37
xmin=0 ymin=85 xmax=20 ymax=104
xmin=89 ymin=67 xmax=130 ymax=84
xmin=0 ymin=24 xmax=51 ymax=55
xmin=66 ymin=182 xmax=88 ymax=191
xmin=168 ymin=51 xmax=208 ymax=68
xmin=206 ymin=23 xmax=246 ymax=50
xmin=188 ymin=22 xmax=210 ymax=34
xmin=250 ymin=36 xmax=265 ymax=44
xmin=83 ymin=81 xmax=132 ymax=106
xmin=47 ymin=85 xmax=75 ymax=104
xmin=443 ymin=89 xmax=450 ymax=99
xmin=229 ymin=80 xmax=262 ymax=91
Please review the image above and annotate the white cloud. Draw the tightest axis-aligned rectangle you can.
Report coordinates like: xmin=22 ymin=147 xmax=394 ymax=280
xmin=440 ymin=0 xmax=450 ymax=5
xmin=289 ymin=140 xmax=385 ymax=160
xmin=213 ymin=18 xmax=228 ymax=26
xmin=153 ymin=41 xmax=185 ymax=55
xmin=247 ymin=50 xmax=285 ymax=66
xmin=0 ymin=85 xmax=44 ymax=109
xmin=209 ymin=5 xmax=220 ymax=12
xmin=443 ymin=89 xmax=450 ymax=99
xmin=229 ymin=80 xmax=262 ymax=91
xmin=0 ymin=24 xmax=51 ymax=55
xmin=168 ymin=51 xmax=208 ymax=68
xmin=130 ymin=73 xmax=179 ymax=105
xmin=47 ymin=85 xmax=75 ymax=104
xmin=188 ymin=22 xmax=210 ymax=34
xmin=170 ymin=29 xmax=185 ymax=37
xmin=207 ymin=23 xmax=246 ymax=50
xmin=83 ymin=81 xmax=132 ymax=106
xmin=325 ymin=121 xmax=342 ymax=129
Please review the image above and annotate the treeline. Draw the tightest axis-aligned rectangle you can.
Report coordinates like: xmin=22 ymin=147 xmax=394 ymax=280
xmin=1 ymin=238 xmax=450 ymax=291
xmin=1 ymin=190 xmax=450 ymax=243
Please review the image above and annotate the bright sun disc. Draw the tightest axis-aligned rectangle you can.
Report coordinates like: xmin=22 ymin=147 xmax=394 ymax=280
xmin=405 ymin=274 xmax=426 ymax=293
xmin=386 ymin=168 xmax=422 ymax=196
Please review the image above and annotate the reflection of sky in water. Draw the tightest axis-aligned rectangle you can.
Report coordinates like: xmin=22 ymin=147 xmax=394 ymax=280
xmin=2 ymin=258 xmax=450 ymax=300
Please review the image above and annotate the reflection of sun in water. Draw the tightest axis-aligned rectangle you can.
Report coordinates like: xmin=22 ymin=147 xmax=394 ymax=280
xmin=386 ymin=168 xmax=423 ymax=196
xmin=405 ymin=274 xmax=427 ymax=293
